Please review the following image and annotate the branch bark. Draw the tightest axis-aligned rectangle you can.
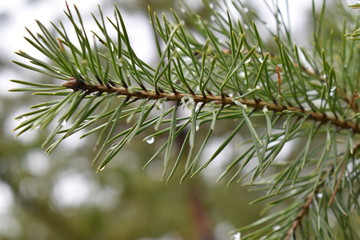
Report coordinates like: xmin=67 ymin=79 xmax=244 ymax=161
xmin=63 ymin=80 xmax=360 ymax=134
xmin=284 ymin=165 xmax=333 ymax=240
xmin=284 ymin=193 xmax=315 ymax=240
xmin=328 ymin=158 xmax=347 ymax=206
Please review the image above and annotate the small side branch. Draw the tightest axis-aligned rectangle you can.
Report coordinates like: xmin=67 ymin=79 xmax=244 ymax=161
xmin=285 ymin=193 xmax=315 ymax=240
xmin=284 ymin=165 xmax=333 ymax=240
xmin=62 ymin=80 xmax=360 ymax=134
xmin=327 ymin=140 xmax=360 ymax=207
xmin=285 ymin=144 xmax=356 ymax=240
xmin=328 ymin=159 xmax=347 ymax=206
xmin=353 ymin=141 xmax=360 ymax=154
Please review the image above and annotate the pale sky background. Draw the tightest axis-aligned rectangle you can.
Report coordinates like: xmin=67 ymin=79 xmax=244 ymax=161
xmin=0 ymin=0 xmax=345 ymax=238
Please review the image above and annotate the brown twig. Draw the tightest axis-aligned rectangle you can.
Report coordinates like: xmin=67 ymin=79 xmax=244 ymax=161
xmin=348 ymin=89 xmax=359 ymax=111
xmin=353 ymin=141 xmax=360 ymax=155
xmin=285 ymin=193 xmax=315 ymax=240
xmin=63 ymin=80 xmax=360 ymax=134
xmin=284 ymin=165 xmax=333 ymax=240
xmin=285 ymin=138 xmax=360 ymax=239
xmin=275 ymin=64 xmax=283 ymax=94
xmin=327 ymin=140 xmax=360 ymax=206
xmin=328 ymin=158 xmax=347 ymax=206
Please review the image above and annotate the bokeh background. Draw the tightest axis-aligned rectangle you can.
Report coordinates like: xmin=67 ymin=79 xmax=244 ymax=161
xmin=0 ymin=0 xmax=335 ymax=239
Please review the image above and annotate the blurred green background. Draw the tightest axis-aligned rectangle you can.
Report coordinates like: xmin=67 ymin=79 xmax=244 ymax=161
xmin=0 ymin=0 xmax=321 ymax=239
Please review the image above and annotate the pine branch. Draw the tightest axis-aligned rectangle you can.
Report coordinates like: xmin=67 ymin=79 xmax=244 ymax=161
xmin=10 ymin=1 xmax=360 ymax=239
xmin=62 ymin=79 xmax=360 ymax=134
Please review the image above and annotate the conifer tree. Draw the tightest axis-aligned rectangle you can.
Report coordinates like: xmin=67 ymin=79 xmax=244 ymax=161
xmin=11 ymin=1 xmax=360 ymax=239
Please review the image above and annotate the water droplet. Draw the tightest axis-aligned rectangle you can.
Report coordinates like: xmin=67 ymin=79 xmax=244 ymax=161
xmin=258 ymin=57 xmax=264 ymax=63
xmin=128 ymin=86 xmax=139 ymax=94
xmin=273 ymin=225 xmax=281 ymax=231
xmin=243 ymin=7 xmax=249 ymax=13
xmin=180 ymin=8 xmax=186 ymax=13
xmin=31 ymin=123 xmax=40 ymax=130
xmin=143 ymin=136 xmax=155 ymax=144
xmin=105 ymin=43 xmax=113 ymax=52
xmin=263 ymin=106 xmax=268 ymax=114
xmin=329 ymin=86 xmax=336 ymax=97
xmin=233 ymin=100 xmax=247 ymax=110
xmin=321 ymin=74 xmax=327 ymax=79
xmin=239 ymin=71 xmax=245 ymax=78
xmin=187 ymin=102 xmax=195 ymax=109
xmin=181 ymin=96 xmax=195 ymax=109
xmin=276 ymin=94 xmax=284 ymax=104
xmin=196 ymin=124 xmax=200 ymax=131
xmin=232 ymin=232 xmax=241 ymax=240
xmin=116 ymin=58 xmax=123 ymax=67
xmin=16 ymin=116 xmax=28 ymax=122
xmin=317 ymin=193 xmax=323 ymax=198
xmin=210 ymin=15 xmax=216 ymax=21
xmin=245 ymin=58 xmax=251 ymax=64
xmin=61 ymin=120 xmax=67 ymax=127
xmin=155 ymin=99 xmax=165 ymax=110
xmin=126 ymin=115 xmax=133 ymax=124
xmin=243 ymin=24 xmax=249 ymax=30
xmin=108 ymin=142 xmax=118 ymax=152
xmin=98 ymin=166 xmax=106 ymax=172
xmin=209 ymin=3 xmax=214 ymax=9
